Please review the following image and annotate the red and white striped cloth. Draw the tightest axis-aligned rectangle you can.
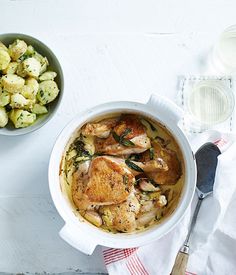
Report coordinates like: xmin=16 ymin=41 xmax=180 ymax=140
xmin=103 ymin=131 xmax=236 ymax=275
xmin=104 ymin=247 xmax=197 ymax=275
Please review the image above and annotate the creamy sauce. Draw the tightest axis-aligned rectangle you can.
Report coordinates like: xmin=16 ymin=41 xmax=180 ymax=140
xmin=60 ymin=113 xmax=185 ymax=233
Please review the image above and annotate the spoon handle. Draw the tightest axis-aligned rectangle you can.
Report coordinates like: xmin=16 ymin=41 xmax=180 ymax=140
xmin=171 ymin=250 xmax=189 ymax=275
xmin=171 ymin=197 xmax=203 ymax=275
xmin=184 ymin=196 xmax=203 ymax=245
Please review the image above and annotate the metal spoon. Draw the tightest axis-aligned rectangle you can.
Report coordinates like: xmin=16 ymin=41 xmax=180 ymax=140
xmin=171 ymin=142 xmax=221 ymax=275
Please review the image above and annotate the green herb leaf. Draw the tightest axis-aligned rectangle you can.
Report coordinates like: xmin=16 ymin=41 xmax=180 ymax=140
xmin=74 ymin=140 xmax=90 ymax=157
xmin=112 ymin=129 xmax=135 ymax=147
xmin=71 ymin=134 xmax=92 ymax=161
xmin=121 ymin=139 xmax=135 ymax=147
xmin=129 ymin=154 xmax=142 ymax=161
xmin=120 ymin=128 xmax=132 ymax=139
xmin=112 ymin=131 xmax=120 ymax=143
xmin=125 ymin=159 xmax=144 ymax=173
xmin=149 ymin=178 xmax=160 ymax=187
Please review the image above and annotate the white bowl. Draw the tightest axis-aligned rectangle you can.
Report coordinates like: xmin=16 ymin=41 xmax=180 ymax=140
xmin=48 ymin=94 xmax=196 ymax=255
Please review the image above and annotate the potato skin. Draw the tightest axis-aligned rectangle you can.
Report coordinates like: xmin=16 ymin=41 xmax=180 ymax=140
xmin=1 ymin=74 xmax=25 ymax=93
xmin=0 ymin=49 xmax=11 ymax=70
xmin=0 ymin=90 xmax=10 ymax=107
xmin=0 ymin=107 xmax=8 ymax=127
xmin=22 ymin=57 xmax=41 ymax=78
xmin=21 ymin=78 xmax=39 ymax=99
xmin=37 ymin=80 xmax=59 ymax=104
xmin=10 ymin=93 xmax=30 ymax=109
xmin=32 ymin=103 xmax=48 ymax=115
xmin=8 ymin=39 xmax=27 ymax=61
xmin=9 ymin=109 xmax=36 ymax=128
xmin=2 ymin=62 xmax=18 ymax=74
xmin=39 ymin=71 xmax=57 ymax=81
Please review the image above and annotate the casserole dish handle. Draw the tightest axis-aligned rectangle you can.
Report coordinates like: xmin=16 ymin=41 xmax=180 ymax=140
xmin=60 ymin=223 xmax=97 ymax=255
xmin=147 ymin=94 xmax=184 ymax=124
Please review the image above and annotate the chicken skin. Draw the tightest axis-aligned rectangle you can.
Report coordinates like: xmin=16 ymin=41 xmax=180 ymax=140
xmin=81 ymin=118 xmax=118 ymax=138
xmin=72 ymin=161 xmax=94 ymax=210
xmin=141 ymin=141 xmax=182 ymax=185
xmin=99 ymin=193 xmax=140 ymax=232
xmin=84 ymin=156 xmax=135 ymax=205
xmin=73 ymin=155 xmax=168 ymax=208
xmin=95 ymin=115 xmax=151 ymax=155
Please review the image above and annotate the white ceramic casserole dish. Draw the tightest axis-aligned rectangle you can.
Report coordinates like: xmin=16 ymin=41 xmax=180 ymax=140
xmin=48 ymin=94 xmax=196 ymax=255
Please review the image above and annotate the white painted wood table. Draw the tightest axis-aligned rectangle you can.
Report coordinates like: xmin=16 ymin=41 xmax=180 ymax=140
xmin=0 ymin=0 xmax=236 ymax=274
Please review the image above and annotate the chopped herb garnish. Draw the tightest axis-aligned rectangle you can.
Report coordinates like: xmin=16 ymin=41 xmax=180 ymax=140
xmin=125 ymin=159 xmax=144 ymax=173
xmin=74 ymin=136 xmax=91 ymax=157
xmin=17 ymin=113 xmax=23 ymax=121
xmin=39 ymin=90 xmax=44 ymax=97
xmin=67 ymin=134 xmax=93 ymax=167
xmin=18 ymin=54 xmax=30 ymax=61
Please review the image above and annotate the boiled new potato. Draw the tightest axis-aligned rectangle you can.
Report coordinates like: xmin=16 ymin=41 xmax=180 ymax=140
xmin=32 ymin=103 xmax=48 ymax=115
xmin=21 ymin=78 xmax=39 ymax=99
xmin=16 ymin=62 xmax=27 ymax=77
xmin=0 ymin=49 xmax=11 ymax=70
xmin=0 ymin=39 xmax=60 ymax=129
xmin=9 ymin=109 xmax=36 ymax=128
xmin=1 ymin=74 xmax=25 ymax=93
xmin=39 ymin=57 xmax=49 ymax=74
xmin=0 ymin=107 xmax=8 ymax=127
xmin=0 ymin=90 xmax=10 ymax=107
xmin=39 ymin=71 xmax=57 ymax=81
xmin=37 ymin=80 xmax=59 ymax=104
xmin=10 ymin=93 xmax=30 ymax=108
xmin=17 ymin=45 xmax=35 ymax=61
xmin=2 ymin=62 xmax=18 ymax=74
xmin=21 ymin=57 xmax=41 ymax=78
xmin=25 ymin=45 xmax=35 ymax=56
xmin=8 ymin=39 xmax=27 ymax=61
xmin=33 ymin=51 xmax=49 ymax=74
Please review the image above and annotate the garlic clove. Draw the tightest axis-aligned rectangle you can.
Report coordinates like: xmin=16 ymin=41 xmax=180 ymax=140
xmin=84 ymin=210 xmax=103 ymax=227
